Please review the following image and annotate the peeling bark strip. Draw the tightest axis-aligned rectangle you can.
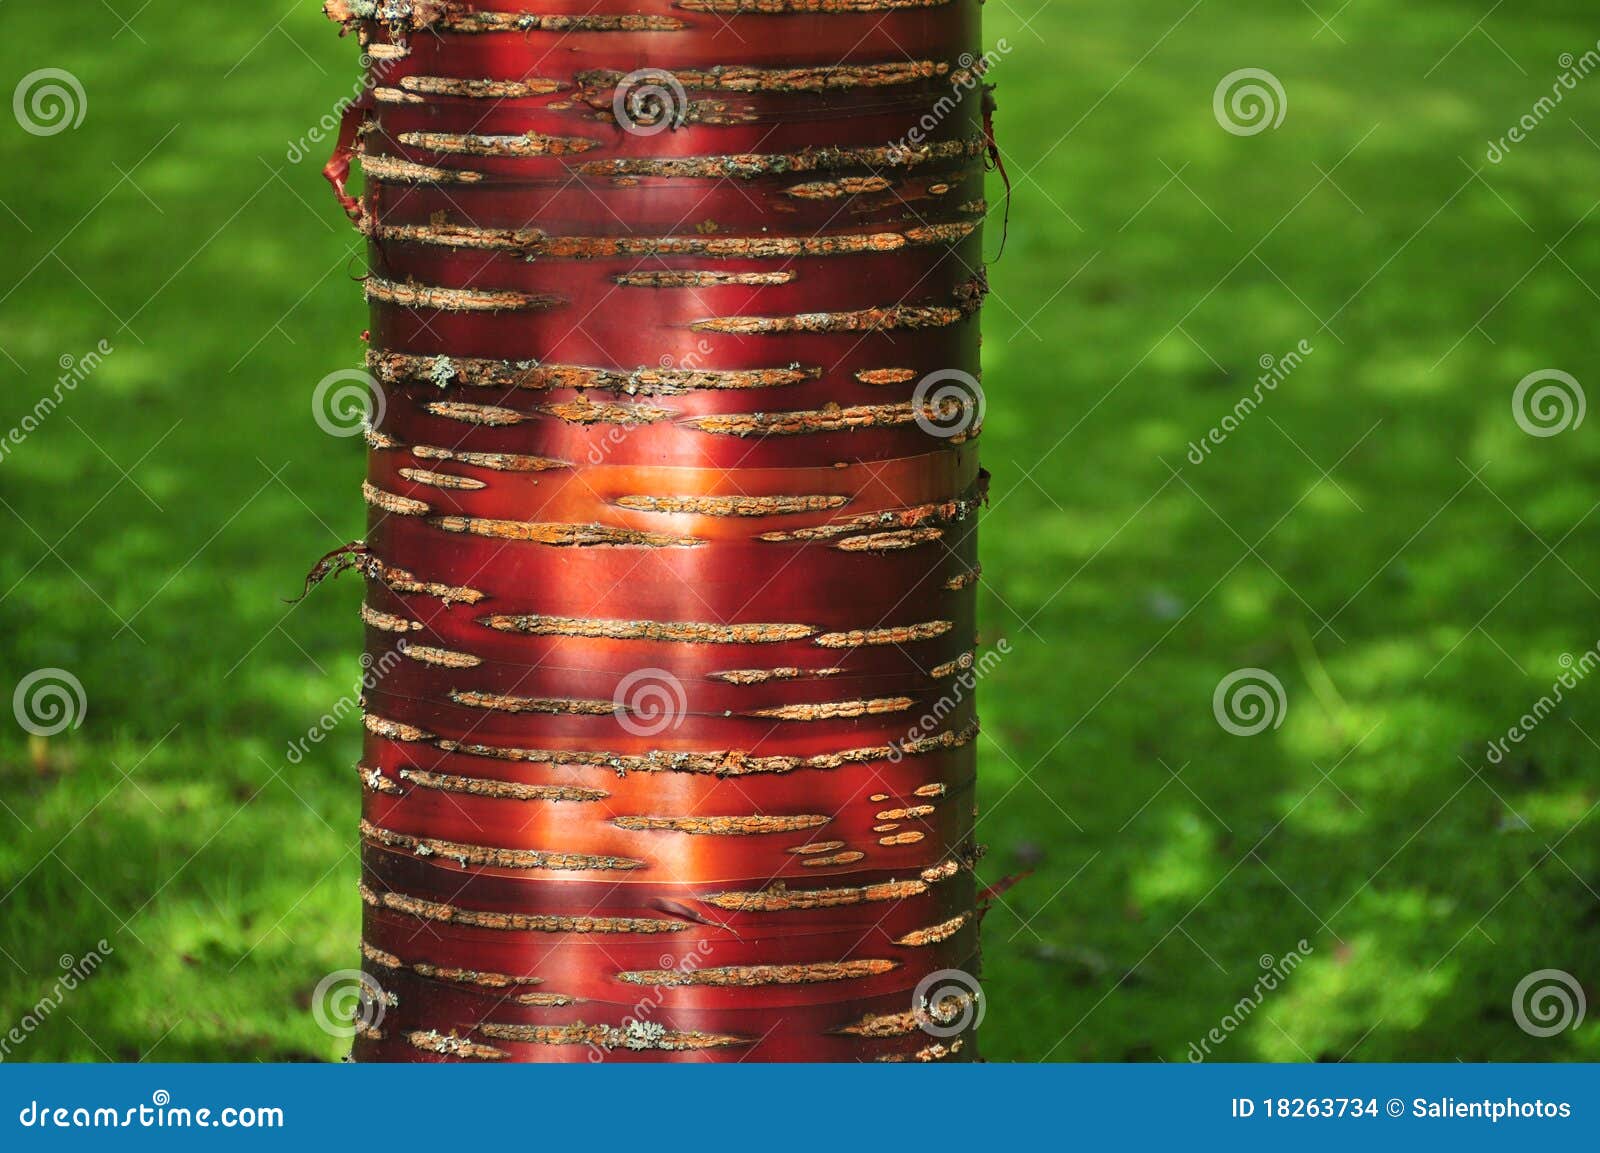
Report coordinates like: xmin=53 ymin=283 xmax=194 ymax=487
xmin=366 ymin=278 xmax=564 ymax=313
xmin=370 ymin=220 xmax=976 ymax=260
xmin=369 ymin=350 xmax=818 ymax=395
xmin=333 ymin=0 xmax=985 ymax=1065
xmin=580 ymin=61 xmax=951 ymax=94
xmin=680 ymin=0 xmax=951 ymax=11
xmin=397 ymin=768 xmax=608 ymax=803
xmin=365 ymin=715 xmax=982 ymax=778
xmin=433 ymin=518 xmax=703 ymax=548
xmin=746 ymin=697 xmax=914 ymax=721
xmin=479 ymin=1023 xmax=747 ymax=1051
xmin=614 ymin=270 xmax=796 ymax=288
xmin=615 ymin=494 xmax=849 ymax=517
xmin=619 ymin=960 xmax=897 ymax=987
xmin=612 ymin=814 xmax=830 ymax=835
xmin=361 ymin=819 xmax=645 ymax=871
xmin=361 ymin=883 xmax=687 ymax=933
xmin=397 ymin=131 xmax=601 ymax=158
xmin=693 ymin=275 xmax=986 ymax=335
xmin=578 ymin=137 xmax=985 ymax=179
xmin=480 ymin=615 xmax=815 ymax=643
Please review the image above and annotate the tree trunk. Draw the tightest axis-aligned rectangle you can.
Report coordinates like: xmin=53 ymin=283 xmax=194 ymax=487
xmin=324 ymin=0 xmax=989 ymax=1063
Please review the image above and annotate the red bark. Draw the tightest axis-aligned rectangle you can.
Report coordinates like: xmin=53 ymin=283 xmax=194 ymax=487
xmin=325 ymin=0 xmax=988 ymax=1062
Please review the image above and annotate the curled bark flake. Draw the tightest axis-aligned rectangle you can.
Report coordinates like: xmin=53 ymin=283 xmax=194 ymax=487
xmin=878 ymin=831 xmax=926 ymax=846
xmin=893 ymin=911 xmax=973 ymax=947
xmin=357 ymin=153 xmax=483 ymax=185
xmin=397 ymin=467 xmax=486 ymax=491
xmin=855 ymin=368 xmax=917 ymax=385
xmin=786 ymin=176 xmax=892 ymax=199
xmin=360 ymin=602 xmax=423 ymax=633
xmin=408 ymin=443 xmax=572 ymax=473
xmin=801 ymin=850 xmax=867 ymax=867
xmin=362 ymin=482 xmax=430 ymax=517
xmin=405 ymin=1031 xmax=507 ymax=1061
xmin=403 ymin=644 xmax=483 ymax=669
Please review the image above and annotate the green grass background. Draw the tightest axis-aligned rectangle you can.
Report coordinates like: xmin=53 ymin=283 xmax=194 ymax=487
xmin=2 ymin=0 xmax=1598 ymax=1061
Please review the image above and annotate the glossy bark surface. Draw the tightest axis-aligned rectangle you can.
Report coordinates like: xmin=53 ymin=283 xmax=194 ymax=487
xmin=327 ymin=0 xmax=987 ymax=1062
